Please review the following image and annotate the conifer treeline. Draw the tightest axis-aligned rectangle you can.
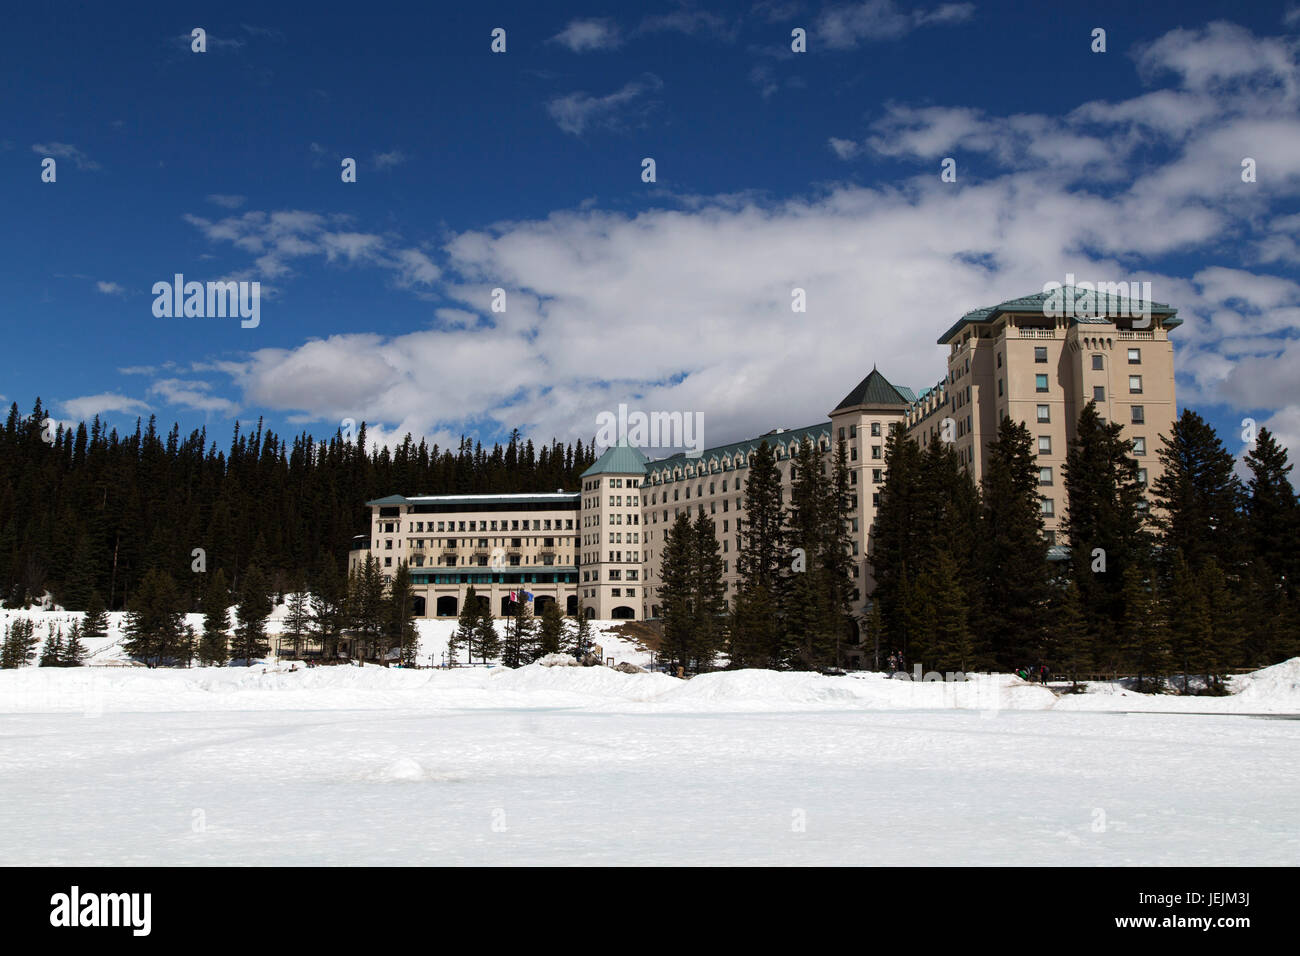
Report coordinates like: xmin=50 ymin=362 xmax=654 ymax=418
xmin=0 ymin=398 xmax=597 ymax=612
xmin=870 ymin=406 xmax=1300 ymax=687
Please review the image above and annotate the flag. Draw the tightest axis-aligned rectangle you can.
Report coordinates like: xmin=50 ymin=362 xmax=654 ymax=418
xmin=525 ymin=591 xmax=535 ymax=602
xmin=509 ymin=590 xmax=518 ymax=602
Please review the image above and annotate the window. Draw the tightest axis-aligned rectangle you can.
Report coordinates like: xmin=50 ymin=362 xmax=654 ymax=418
xmin=1129 ymin=375 xmax=1143 ymax=394
xmin=997 ymin=352 xmax=1003 ymax=368
xmin=1039 ymin=467 xmax=1053 ymax=485
xmin=1034 ymin=346 xmax=1047 ymax=363
xmin=1037 ymin=405 xmax=1051 ymax=423
xmin=1131 ymin=406 xmax=1145 ymax=424
xmin=1036 ymin=374 xmax=1049 ymax=392
xmin=1128 ymin=348 xmax=1141 ymax=364
xmin=1040 ymin=498 xmax=1055 ymax=517
xmin=1093 ymin=386 xmax=1105 ymax=402
xmin=872 ymin=469 xmax=882 ymax=483
xmin=1092 ymin=354 xmax=1104 ymax=371
xmin=1038 ymin=435 xmax=1052 ymax=454
xmin=1133 ymin=436 xmax=1146 ymax=455
xmin=1137 ymin=468 xmax=1148 ymax=486
xmin=872 ymin=445 xmax=882 ymax=459
xmin=998 ymin=379 xmax=1003 ymax=397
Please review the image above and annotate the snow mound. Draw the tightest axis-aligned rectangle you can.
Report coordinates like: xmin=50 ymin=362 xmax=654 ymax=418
xmin=1230 ymin=657 xmax=1300 ymax=706
xmin=535 ymin=653 xmax=581 ymax=667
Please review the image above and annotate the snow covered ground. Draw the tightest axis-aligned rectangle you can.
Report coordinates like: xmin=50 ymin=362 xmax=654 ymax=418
xmin=1 ymin=609 xmax=1298 ymax=865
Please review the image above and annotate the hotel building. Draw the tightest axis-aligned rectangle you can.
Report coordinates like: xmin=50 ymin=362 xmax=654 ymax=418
xmin=349 ymin=289 xmax=1179 ymax=639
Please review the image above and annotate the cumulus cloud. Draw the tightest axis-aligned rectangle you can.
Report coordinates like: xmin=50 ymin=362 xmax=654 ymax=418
xmin=169 ymin=22 xmax=1300 ymax=462
xmin=181 ymin=209 xmax=437 ymax=288
xmin=95 ymin=281 xmax=126 ymax=296
xmin=62 ymin=393 xmax=151 ymax=420
xmin=147 ymin=379 xmax=240 ymax=415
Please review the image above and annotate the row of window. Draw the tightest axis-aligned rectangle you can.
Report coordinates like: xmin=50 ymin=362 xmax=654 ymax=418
xmin=379 ymin=518 xmax=574 ymax=533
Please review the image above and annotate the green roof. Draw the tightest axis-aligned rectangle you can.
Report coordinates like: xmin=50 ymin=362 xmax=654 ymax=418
xmin=644 ymin=422 xmax=832 ymax=484
xmin=832 ymin=367 xmax=913 ymax=411
xmin=938 ymin=287 xmax=1180 ymax=344
xmin=581 ymin=443 xmax=649 ymax=478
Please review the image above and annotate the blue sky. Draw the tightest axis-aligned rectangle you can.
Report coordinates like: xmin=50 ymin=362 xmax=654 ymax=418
xmin=3 ymin=0 xmax=1299 ymax=466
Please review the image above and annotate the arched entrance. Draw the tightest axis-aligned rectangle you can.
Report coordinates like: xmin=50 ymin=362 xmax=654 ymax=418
xmin=436 ymin=595 xmax=458 ymax=617
xmin=566 ymin=595 xmax=578 ymax=615
xmin=584 ymin=606 xmax=596 ymax=620
xmin=534 ymin=595 xmax=555 ymax=615
xmin=611 ymin=605 xmax=635 ymax=620
xmin=412 ymin=596 xmax=426 ymax=617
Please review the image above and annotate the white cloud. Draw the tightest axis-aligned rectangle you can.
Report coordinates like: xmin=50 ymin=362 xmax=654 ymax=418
xmin=147 ymin=379 xmax=240 ymax=415
xmin=546 ymin=74 xmax=664 ymax=135
xmin=96 ymin=281 xmax=126 ymax=296
xmin=816 ymin=0 xmax=974 ymax=49
xmin=207 ymin=194 xmax=247 ymax=208
xmin=551 ymin=18 xmax=622 ymax=52
xmin=31 ymin=142 xmax=99 ymax=170
xmin=372 ymin=149 xmax=408 ymax=170
xmin=173 ymin=21 xmax=1300 ymax=458
xmin=62 ymin=393 xmax=151 ymax=421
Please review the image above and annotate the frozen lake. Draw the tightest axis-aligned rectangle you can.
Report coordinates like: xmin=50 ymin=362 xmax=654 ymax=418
xmin=2 ymin=663 xmax=1296 ymax=865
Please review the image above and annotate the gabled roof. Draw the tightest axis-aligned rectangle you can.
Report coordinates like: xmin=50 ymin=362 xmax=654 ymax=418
xmin=938 ymin=287 xmax=1180 ymax=344
xmin=832 ymin=367 xmax=913 ymax=412
xmin=581 ymin=443 xmax=649 ymax=478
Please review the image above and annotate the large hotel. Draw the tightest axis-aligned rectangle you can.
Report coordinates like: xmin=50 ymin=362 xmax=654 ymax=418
xmin=350 ymin=289 xmax=1178 ymax=643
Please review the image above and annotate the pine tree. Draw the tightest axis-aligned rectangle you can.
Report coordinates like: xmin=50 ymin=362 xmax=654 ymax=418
xmin=63 ymin=620 xmax=86 ymax=666
xmin=1164 ymin=550 xmax=1211 ymax=694
xmin=199 ymin=568 xmax=231 ymax=666
xmin=731 ymin=441 xmax=787 ymax=668
xmin=383 ymin=563 xmax=419 ymax=666
xmin=1120 ymin=564 xmax=1168 ymax=692
xmin=474 ymin=599 xmax=500 ymax=664
xmin=1150 ymin=410 xmax=1246 ymax=578
xmin=0 ymin=619 xmax=39 ymax=668
xmin=82 ymin=590 xmax=109 ymax=637
xmin=978 ymin=417 xmax=1052 ymax=670
xmin=1063 ymin=401 xmax=1149 ymax=669
xmin=658 ymin=511 xmax=695 ymax=672
xmin=39 ymin=627 xmax=63 ymax=666
xmin=308 ymin=557 xmax=346 ymax=661
xmin=871 ymin=424 xmax=924 ymax=666
xmin=922 ymin=549 xmax=976 ymax=673
xmin=568 ymin=603 xmax=593 ymax=660
xmin=283 ymin=579 xmax=311 ymax=660
xmin=231 ymin=562 xmax=272 ymax=665
xmin=501 ymin=599 xmax=537 ymax=667
xmin=784 ymin=438 xmax=829 ymax=669
xmin=816 ymin=437 xmax=857 ymax=669
xmin=451 ymin=586 xmax=480 ymax=665
xmin=123 ymin=568 xmax=185 ymax=666
xmin=1050 ymin=578 xmax=1093 ymax=690
xmin=1242 ymin=428 xmax=1300 ymax=663
xmin=690 ymin=511 xmax=727 ymax=672
xmin=538 ymin=600 xmax=565 ymax=657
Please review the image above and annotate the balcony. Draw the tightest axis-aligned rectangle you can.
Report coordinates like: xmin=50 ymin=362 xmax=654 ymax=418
xmin=1119 ymin=330 xmax=1154 ymax=340
xmin=1016 ymin=328 xmax=1056 ymax=339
